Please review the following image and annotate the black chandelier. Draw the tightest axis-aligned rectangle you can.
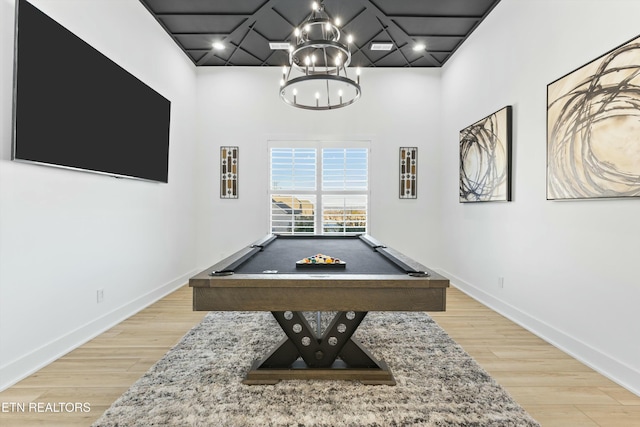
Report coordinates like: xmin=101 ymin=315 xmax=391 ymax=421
xmin=279 ymin=1 xmax=361 ymax=111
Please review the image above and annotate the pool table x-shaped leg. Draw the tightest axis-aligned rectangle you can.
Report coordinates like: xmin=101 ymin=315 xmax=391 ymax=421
xmin=242 ymin=311 xmax=396 ymax=385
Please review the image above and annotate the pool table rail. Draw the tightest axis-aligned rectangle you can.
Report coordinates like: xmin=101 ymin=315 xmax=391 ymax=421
xmin=190 ymin=234 xmax=449 ymax=312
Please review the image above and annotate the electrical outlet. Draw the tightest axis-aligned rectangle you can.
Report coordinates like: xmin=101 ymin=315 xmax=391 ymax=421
xmin=97 ymin=289 xmax=104 ymax=303
xmin=498 ymin=277 xmax=504 ymax=289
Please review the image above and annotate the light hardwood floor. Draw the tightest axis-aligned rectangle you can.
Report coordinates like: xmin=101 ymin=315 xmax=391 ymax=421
xmin=1 ymin=285 xmax=638 ymax=426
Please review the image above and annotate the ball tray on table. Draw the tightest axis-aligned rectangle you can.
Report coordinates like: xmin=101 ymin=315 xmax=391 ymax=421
xmin=295 ymin=253 xmax=346 ymax=269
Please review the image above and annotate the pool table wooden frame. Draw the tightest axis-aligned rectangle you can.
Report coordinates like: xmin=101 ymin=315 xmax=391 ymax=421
xmin=189 ymin=234 xmax=449 ymax=385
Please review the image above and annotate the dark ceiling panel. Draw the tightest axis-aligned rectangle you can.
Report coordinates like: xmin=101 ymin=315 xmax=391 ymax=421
xmin=176 ymin=34 xmax=228 ymax=51
xmin=348 ymin=49 xmax=371 ymax=68
xmin=200 ymin=54 xmax=229 ymax=66
xmin=227 ymin=47 xmax=266 ymax=66
xmin=207 ymin=46 xmax=234 ymax=64
xmin=372 ymin=0 xmax=499 ymax=17
xmin=321 ymin=0 xmax=368 ymax=28
xmin=401 ymin=46 xmax=440 ymax=67
xmin=251 ymin=8 xmax=297 ymax=41
xmin=342 ymin=11 xmax=386 ymax=49
xmin=263 ymin=49 xmax=289 ymax=67
xmin=422 ymin=36 xmax=465 ymax=52
xmin=138 ymin=0 xmax=502 ymax=67
xmin=143 ymin=0 xmax=268 ymax=14
xmin=364 ymin=48 xmax=396 ymax=66
xmin=270 ymin=3 xmax=313 ymax=28
xmin=410 ymin=55 xmax=443 ymax=67
xmin=374 ymin=49 xmax=410 ymax=67
xmin=159 ymin=15 xmax=248 ymax=35
xmin=188 ymin=50 xmax=210 ymax=63
xmin=429 ymin=52 xmax=450 ymax=64
xmin=392 ymin=17 xmax=478 ymax=37
xmin=239 ymin=29 xmax=273 ymax=63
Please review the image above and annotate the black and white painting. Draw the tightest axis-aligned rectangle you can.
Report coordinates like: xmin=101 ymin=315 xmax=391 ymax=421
xmin=547 ymin=35 xmax=640 ymax=200
xmin=459 ymin=106 xmax=512 ymax=202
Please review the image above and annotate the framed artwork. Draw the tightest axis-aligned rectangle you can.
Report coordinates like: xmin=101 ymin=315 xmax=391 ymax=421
xmin=400 ymin=147 xmax=417 ymax=199
xmin=459 ymin=106 xmax=512 ymax=202
xmin=547 ymin=34 xmax=640 ymax=200
xmin=220 ymin=146 xmax=238 ymax=199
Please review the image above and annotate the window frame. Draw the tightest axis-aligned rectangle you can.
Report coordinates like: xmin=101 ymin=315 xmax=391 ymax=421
xmin=268 ymin=140 xmax=370 ymax=235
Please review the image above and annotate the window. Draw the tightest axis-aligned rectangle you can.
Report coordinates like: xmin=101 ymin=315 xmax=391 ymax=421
xmin=269 ymin=141 xmax=369 ymax=235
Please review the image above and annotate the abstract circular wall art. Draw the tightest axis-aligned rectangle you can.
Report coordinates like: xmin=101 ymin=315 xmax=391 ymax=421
xmin=459 ymin=106 xmax=512 ymax=203
xmin=547 ymin=34 xmax=640 ymax=200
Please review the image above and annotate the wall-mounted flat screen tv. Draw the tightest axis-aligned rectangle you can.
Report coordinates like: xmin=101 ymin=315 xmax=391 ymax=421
xmin=12 ymin=0 xmax=171 ymax=183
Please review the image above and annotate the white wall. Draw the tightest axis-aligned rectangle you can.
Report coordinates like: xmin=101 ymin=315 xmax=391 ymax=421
xmin=0 ymin=0 xmax=198 ymax=390
xmin=440 ymin=0 xmax=640 ymax=395
xmin=194 ymin=66 xmax=443 ymax=269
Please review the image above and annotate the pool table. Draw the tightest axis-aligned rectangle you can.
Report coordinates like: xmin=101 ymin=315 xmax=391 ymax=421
xmin=189 ymin=234 xmax=449 ymax=385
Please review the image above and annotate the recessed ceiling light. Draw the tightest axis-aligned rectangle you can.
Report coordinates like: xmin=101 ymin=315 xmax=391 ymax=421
xmin=370 ymin=42 xmax=393 ymax=51
xmin=269 ymin=42 xmax=291 ymax=50
xmin=413 ymin=43 xmax=426 ymax=51
xmin=212 ymin=42 xmax=225 ymax=50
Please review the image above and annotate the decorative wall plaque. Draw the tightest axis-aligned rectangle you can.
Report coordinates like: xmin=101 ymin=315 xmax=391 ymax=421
xmin=220 ymin=146 xmax=238 ymax=199
xmin=400 ymin=147 xmax=417 ymax=199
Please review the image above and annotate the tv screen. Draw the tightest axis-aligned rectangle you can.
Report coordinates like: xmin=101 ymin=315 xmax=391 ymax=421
xmin=12 ymin=0 xmax=171 ymax=183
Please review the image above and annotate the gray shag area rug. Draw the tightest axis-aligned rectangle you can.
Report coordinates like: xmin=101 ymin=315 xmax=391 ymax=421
xmin=93 ymin=311 xmax=540 ymax=427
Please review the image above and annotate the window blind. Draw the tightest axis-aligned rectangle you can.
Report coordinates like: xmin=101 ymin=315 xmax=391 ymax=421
xmin=269 ymin=143 xmax=369 ymax=235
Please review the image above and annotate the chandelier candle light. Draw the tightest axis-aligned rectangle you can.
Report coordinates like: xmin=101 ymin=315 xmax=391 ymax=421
xmin=279 ymin=1 xmax=361 ymax=110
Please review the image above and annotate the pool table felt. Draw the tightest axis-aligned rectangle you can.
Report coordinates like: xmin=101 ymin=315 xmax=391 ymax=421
xmin=233 ymin=237 xmax=403 ymax=275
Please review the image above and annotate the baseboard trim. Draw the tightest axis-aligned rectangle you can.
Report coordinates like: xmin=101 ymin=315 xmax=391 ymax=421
xmin=437 ymin=268 xmax=640 ymax=398
xmin=0 ymin=269 xmax=198 ymax=392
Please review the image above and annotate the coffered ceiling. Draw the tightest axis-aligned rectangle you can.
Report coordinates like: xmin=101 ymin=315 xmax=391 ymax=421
xmin=139 ymin=0 xmax=501 ymax=68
